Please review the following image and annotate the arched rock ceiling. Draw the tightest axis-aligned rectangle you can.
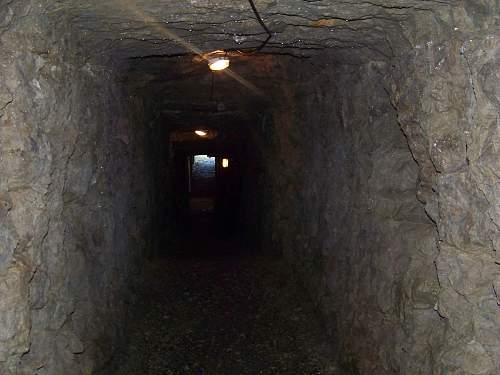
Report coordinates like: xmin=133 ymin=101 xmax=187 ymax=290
xmin=50 ymin=0 xmax=467 ymax=61
xmin=46 ymin=0 xmax=496 ymax=132
xmin=125 ymin=54 xmax=283 ymax=128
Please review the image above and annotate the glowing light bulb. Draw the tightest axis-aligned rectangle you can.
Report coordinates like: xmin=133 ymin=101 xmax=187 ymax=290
xmin=195 ymin=130 xmax=208 ymax=137
xmin=222 ymin=158 xmax=229 ymax=168
xmin=208 ymin=57 xmax=229 ymax=71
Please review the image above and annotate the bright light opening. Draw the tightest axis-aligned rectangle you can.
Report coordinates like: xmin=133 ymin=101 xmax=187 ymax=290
xmin=222 ymin=158 xmax=229 ymax=168
xmin=194 ymin=130 xmax=208 ymax=137
xmin=208 ymin=57 xmax=230 ymax=71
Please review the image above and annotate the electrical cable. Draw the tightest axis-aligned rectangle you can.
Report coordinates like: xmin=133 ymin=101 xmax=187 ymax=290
xmin=191 ymin=0 xmax=274 ymax=68
xmin=210 ymin=71 xmax=215 ymax=101
xmin=247 ymin=0 xmax=272 ymax=52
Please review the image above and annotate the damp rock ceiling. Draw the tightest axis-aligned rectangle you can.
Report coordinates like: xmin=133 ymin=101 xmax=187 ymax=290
xmin=47 ymin=0 xmax=498 ymax=61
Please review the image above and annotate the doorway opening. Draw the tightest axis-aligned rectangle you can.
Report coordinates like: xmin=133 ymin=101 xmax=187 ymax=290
xmin=169 ymin=134 xmax=247 ymax=254
xmin=189 ymin=154 xmax=216 ymax=213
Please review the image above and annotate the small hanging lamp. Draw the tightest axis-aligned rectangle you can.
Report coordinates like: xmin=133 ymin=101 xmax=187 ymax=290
xmin=208 ymin=56 xmax=230 ymax=71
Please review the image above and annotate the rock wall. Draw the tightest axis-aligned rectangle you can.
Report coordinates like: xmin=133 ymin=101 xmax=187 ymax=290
xmin=390 ymin=14 xmax=500 ymax=374
xmin=258 ymin=59 xmax=441 ymax=373
xmin=1 ymin=0 xmax=498 ymax=374
xmin=259 ymin=18 xmax=499 ymax=372
xmin=0 ymin=2 xmax=154 ymax=374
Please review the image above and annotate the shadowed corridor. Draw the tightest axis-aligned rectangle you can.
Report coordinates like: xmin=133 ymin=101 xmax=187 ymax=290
xmin=108 ymin=211 xmax=338 ymax=374
xmin=1 ymin=1 xmax=499 ymax=374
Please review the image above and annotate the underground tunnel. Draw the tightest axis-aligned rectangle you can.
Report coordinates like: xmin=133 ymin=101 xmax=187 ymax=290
xmin=0 ymin=0 xmax=499 ymax=374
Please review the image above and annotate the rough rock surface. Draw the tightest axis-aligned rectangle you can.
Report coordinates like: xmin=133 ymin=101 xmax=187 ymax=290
xmin=255 ymin=20 xmax=500 ymax=375
xmin=0 ymin=2 xmax=156 ymax=373
xmin=257 ymin=58 xmax=442 ymax=373
xmin=391 ymin=27 xmax=500 ymax=374
xmin=0 ymin=0 xmax=499 ymax=374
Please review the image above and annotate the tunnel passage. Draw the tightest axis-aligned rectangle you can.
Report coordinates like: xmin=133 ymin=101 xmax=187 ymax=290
xmin=1 ymin=1 xmax=499 ymax=374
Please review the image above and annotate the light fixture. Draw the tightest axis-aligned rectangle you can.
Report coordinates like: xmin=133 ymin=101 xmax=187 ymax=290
xmin=208 ymin=57 xmax=229 ymax=71
xmin=194 ymin=130 xmax=208 ymax=137
xmin=222 ymin=158 xmax=229 ymax=168
xmin=193 ymin=1 xmax=273 ymax=72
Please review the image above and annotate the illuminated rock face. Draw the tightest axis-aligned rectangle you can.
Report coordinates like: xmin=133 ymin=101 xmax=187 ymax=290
xmin=0 ymin=5 xmax=157 ymax=373
xmin=261 ymin=53 xmax=499 ymax=373
xmin=0 ymin=0 xmax=499 ymax=373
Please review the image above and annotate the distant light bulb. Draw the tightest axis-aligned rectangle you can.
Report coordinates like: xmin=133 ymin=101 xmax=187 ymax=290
xmin=208 ymin=57 xmax=229 ymax=71
xmin=222 ymin=158 xmax=229 ymax=168
xmin=195 ymin=130 xmax=208 ymax=136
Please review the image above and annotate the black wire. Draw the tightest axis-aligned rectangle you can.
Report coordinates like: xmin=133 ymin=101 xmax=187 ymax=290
xmin=210 ymin=71 xmax=215 ymax=101
xmin=247 ymin=0 xmax=272 ymax=52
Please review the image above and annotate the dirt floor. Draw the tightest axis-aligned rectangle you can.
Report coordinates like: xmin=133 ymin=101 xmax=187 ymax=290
xmin=108 ymin=215 xmax=341 ymax=375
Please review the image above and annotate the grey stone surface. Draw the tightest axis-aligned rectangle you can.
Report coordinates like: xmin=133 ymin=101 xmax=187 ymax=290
xmin=254 ymin=21 xmax=500 ymax=374
xmin=250 ymin=59 xmax=437 ymax=373
xmin=389 ymin=27 xmax=500 ymax=374
xmin=0 ymin=2 xmax=155 ymax=373
xmin=0 ymin=0 xmax=499 ymax=373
